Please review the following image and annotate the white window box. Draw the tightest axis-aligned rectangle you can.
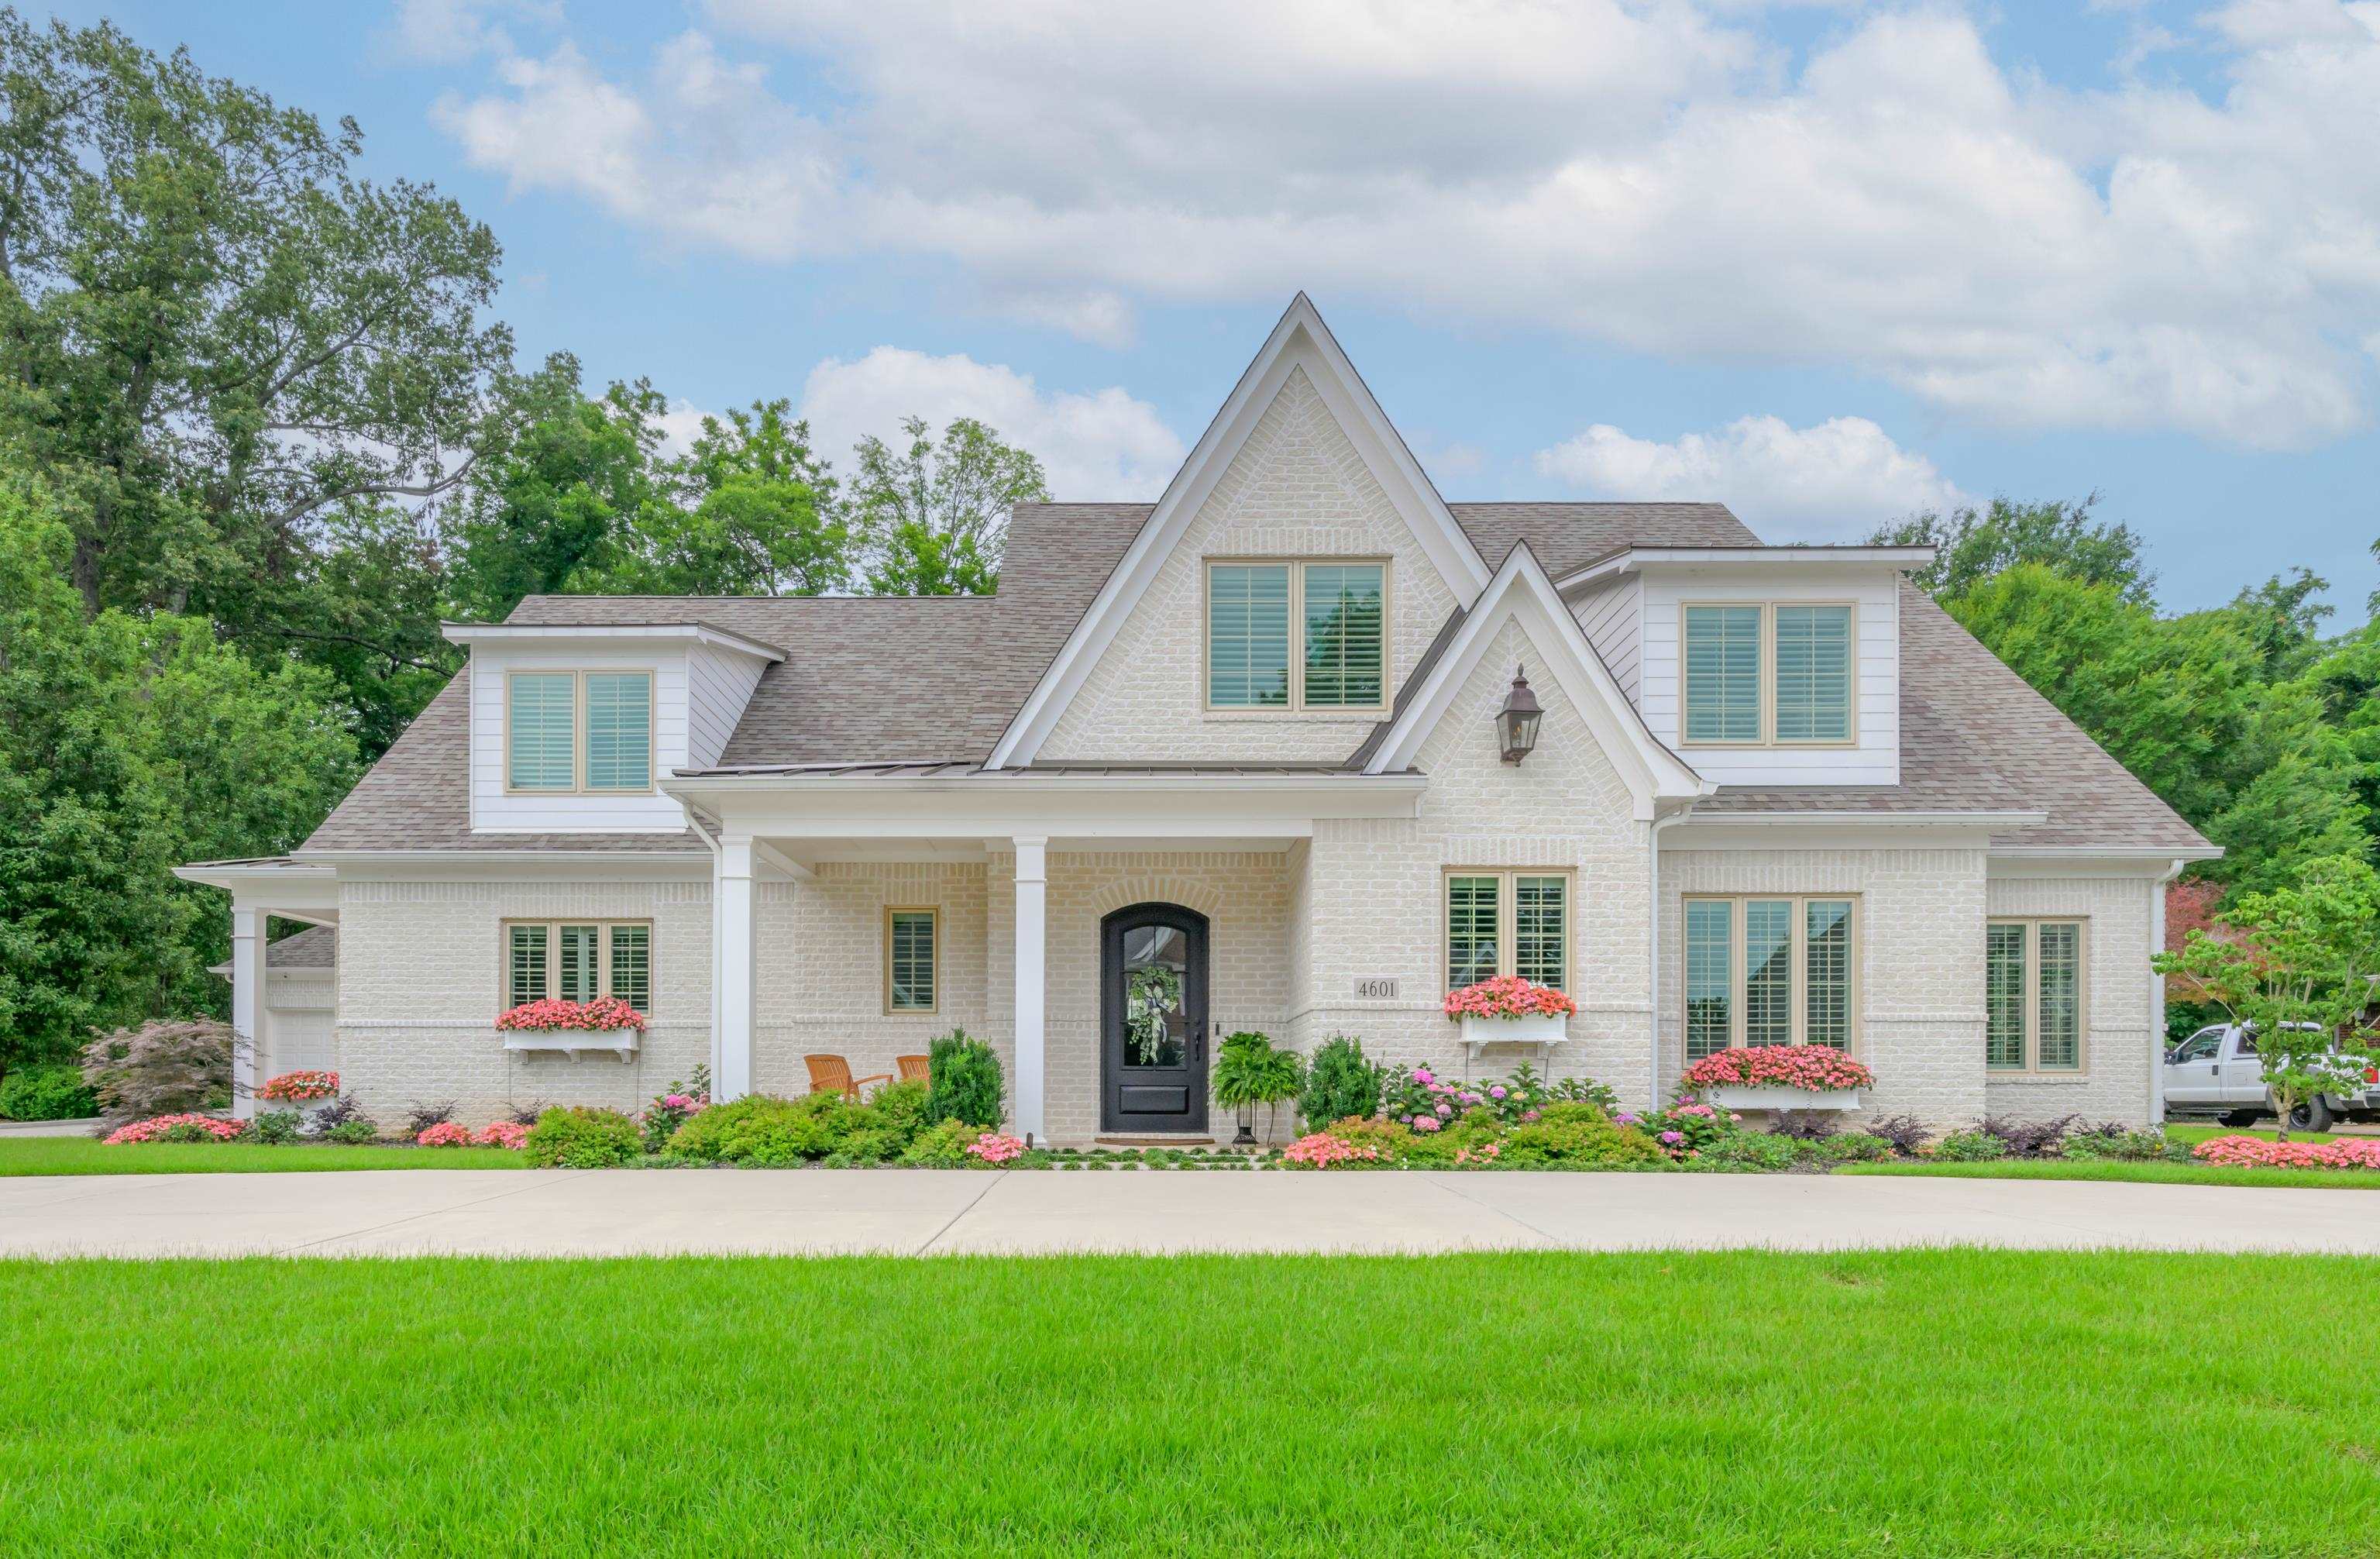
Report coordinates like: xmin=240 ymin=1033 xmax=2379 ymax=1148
xmin=501 ymin=1028 xmax=640 ymax=1062
xmin=1704 ymin=1084 xmax=1860 ymax=1111
xmin=1457 ymin=1012 xmax=1570 ymax=1055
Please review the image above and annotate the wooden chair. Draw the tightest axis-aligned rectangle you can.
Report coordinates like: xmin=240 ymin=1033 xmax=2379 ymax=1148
xmin=896 ymin=1054 xmax=931 ymax=1084
xmin=805 ymin=1054 xmax=891 ymax=1100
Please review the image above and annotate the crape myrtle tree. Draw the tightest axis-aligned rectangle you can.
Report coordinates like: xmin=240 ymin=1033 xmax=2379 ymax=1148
xmin=2151 ymin=855 xmax=2380 ymax=1140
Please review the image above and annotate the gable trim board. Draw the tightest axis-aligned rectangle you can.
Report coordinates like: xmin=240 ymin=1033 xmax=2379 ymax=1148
xmin=985 ymin=294 xmax=1491 ymax=770
xmin=1357 ymin=542 xmax=1711 ymax=821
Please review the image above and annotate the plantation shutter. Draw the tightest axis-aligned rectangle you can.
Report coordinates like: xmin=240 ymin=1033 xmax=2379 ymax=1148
xmin=1684 ymin=900 xmax=1734 ymax=1060
xmin=1773 ymin=606 xmax=1852 ymax=742
xmin=1207 ymin=564 xmax=1291 ymax=707
xmin=608 ymin=925 xmax=651 ymax=1010
xmin=1446 ymin=876 xmax=1500 ymax=989
xmin=888 ymin=911 xmax=936 ymax=1011
xmin=1744 ymin=900 xmax=1794 ymax=1046
xmin=1683 ymin=605 xmax=1763 ymax=742
xmin=557 ymin=924 xmax=600 ymax=1002
xmin=1301 ymin=563 xmax=1385 ymax=707
xmin=1985 ymin=923 xmax=2027 ymax=1069
xmin=583 ymin=673 xmax=652 ymax=790
xmin=1803 ymin=900 xmax=1852 ymax=1049
xmin=2036 ymin=922 xmax=2082 ymax=1070
xmin=507 ymin=674 xmax=577 ymax=790
xmin=507 ymin=924 xmax=549 ymax=1007
xmin=1513 ymin=876 xmax=1567 ymax=990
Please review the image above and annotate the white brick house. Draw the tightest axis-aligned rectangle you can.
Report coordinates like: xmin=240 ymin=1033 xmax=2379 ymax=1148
xmin=181 ymin=297 xmax=2215 ymax=1142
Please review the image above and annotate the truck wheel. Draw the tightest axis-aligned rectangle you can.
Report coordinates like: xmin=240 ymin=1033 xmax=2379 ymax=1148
xmin=2286 ymin=1098 xmax=2335 ymax=1134
xmin=2220 ymin=1110 xmax=2261 ymax=1127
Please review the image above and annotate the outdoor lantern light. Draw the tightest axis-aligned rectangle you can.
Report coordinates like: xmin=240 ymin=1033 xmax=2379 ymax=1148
xmin=1497 ymin=664 xmax=1543 ymax=764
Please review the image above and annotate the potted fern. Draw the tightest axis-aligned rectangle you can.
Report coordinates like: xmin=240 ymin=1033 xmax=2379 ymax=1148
xmin=1213 ymin=1032 xmax=1304 ymax=1147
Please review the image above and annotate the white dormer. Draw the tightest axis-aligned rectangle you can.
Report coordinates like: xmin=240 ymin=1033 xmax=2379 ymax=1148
xmin=442 ymin=622 xmax=784 ymax=833
xmin=1558 ymin=546 xmax=1933 ymax=787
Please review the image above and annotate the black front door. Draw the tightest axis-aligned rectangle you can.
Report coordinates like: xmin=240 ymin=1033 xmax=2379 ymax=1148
xmin=1101 ymin=903 xmax=1209 ymax=1134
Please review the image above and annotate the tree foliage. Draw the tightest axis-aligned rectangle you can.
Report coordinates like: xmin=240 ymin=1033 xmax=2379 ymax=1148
xmin=842 ymin=415 xmax=1050 ymax=594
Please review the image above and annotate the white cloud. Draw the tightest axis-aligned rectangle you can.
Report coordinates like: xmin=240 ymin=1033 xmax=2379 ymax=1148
xmin=385 ymin=0 xmax=556 ymax=64
xmin=1535 ymin=415 xmax=1968 ymax=540
xmin=422 ymin=2 xmax=2380 ymax=447
xmin=796 ymin=348 xmax=1185 ymax=500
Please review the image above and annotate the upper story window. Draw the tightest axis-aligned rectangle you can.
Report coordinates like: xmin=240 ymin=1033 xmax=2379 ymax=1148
xmin=506 ymin=671 xmax=654 ymax=793
xmin=1681 ymin=603 xmax=1854 ymax=746
xmin=1205 ymin=559 xmax=1388 ymax=712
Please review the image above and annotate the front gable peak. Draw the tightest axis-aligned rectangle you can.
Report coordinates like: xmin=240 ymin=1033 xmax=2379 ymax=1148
xmin=986 ymin=294 xmax=1491 ymax=769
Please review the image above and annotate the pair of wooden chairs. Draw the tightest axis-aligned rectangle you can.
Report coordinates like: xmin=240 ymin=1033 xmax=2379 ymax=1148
xmin=803 ymin=1052 xmax=930 ymax=1100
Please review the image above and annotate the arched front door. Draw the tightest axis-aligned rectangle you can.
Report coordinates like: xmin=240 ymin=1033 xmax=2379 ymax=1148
xmin=1100 ymin=903 xmax=1209 ymax=1134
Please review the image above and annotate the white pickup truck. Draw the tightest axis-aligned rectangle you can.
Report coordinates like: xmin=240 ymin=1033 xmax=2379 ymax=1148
xmin=2164 ymin=1022 xmax=2380 ymax=1133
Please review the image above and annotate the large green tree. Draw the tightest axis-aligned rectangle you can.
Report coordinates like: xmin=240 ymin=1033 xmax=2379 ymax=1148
xmin=1872 ymin=494 xmax=2156 ymax=607
xmin=0 ymin=12 xmax=511 ymax=744
xmin=841 ymin=415 xmax=1050 ymax=594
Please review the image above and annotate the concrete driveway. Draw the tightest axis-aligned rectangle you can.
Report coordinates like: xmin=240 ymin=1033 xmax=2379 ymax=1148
xmin=1 ymin=1167 xmax=2375 ymax=1258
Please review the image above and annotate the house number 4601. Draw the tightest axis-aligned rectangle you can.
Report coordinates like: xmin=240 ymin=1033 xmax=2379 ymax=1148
xmin=1353 ymin=978 xmax=1400 ymax=1000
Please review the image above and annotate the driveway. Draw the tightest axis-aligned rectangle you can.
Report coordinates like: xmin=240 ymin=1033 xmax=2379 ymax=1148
xmin=1 ymin=1168 xmax=2375 ymax=1258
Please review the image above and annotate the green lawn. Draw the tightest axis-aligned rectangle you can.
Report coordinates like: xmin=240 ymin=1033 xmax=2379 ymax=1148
xmin=0 ymin=1137 xmax=525 ymax=1175
xmin=1 ymin=1251 xmax=2372 ymax=1555
xmin=2162 ymin=1122 xmax=2371 ymax=1147
xmin=1842 ymin=1157 xmax=2380 ymax=1190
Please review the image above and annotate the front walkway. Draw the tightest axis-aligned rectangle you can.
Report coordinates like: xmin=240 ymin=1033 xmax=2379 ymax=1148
xmin=2 ymin=1168 xmax=2375 ymax=1258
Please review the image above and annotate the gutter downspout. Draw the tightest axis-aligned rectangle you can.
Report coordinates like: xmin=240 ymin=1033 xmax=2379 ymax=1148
xmin=2150 ymin=859 xmax=2186 ymax=1125
xmin=1648 ymin=802 xmax=1697 ymax=1114
xmin=686 ymin=809 xmax=725 ymax=1091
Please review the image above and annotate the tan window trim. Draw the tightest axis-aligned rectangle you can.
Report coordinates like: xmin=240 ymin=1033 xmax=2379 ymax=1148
xmin=1442 ymin=867 xmax=1576 ymax=993
xmin=500 ymin=919 xmax=655 ymax=1013
xmin=502 ymin=669 xmax=659 ymax=796
xmin=1202 ymin=557 xmax=1393 ymax=716
xmin=1677 ymin=601 xmax=1859 ymax=749
xmin=1986 ymin=917 xmax=2089 ymax=1075
xmin=883 ymin=905 xmax=941 ymax=1016
xmin=1680 ymin=894 xmax=1862 ymax=1055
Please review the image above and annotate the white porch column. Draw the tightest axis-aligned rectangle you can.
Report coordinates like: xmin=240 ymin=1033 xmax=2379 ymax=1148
xmin=716 ymin=834 xmax=758 ymax=1101
xmin=229 ymin=904 xmax=266 ymax=1120
xmin=1013 ymin=835 xmax=1048 ymax=1144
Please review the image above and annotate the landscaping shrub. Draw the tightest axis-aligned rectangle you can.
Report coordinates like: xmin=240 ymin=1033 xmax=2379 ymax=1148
xmin=1695 ymin=1131 xmax=1803 ymax=1172
xmin=866 ymin=1079 xmax=931 ymax=1148
xmin=324 ymin=1120 xmax=379 ymax=1145
xmin=506 ymin=1100 xmax=549 ymax=1127
xmin=1546 ymin=1072 xmax=1621 ymax=1112
xmin=1772 ymin=1110 xmax=1839 ymax=1142
xmin=925 ymin=1031 xmax=1004 ymax=1129
xmin=824 ymin=1128 xmax=896 ymax=1168
xmin=667 ymin=1092 xmax=864 ymax=1167
xmin=416 ymin=1122 xmax=473 ymax=1148
xmin=2191 ymin=1134 xmax=2380 ymax=1170
xmin=1979 ymin=1114 xmax=2079 ymax=1159
xmin=401 ymin=1100 xmax=458 ymax=1135
xmin=249 ymin=1110 xmax=302 ymax=1145
xmin=1300 ymin=1034 xmax=1382 ymax=1130
xmin=899 ymin=1117 xmax=989 ymax=1167
xmin=963 ymin=1131 xmax=1027 ymax=1165
xmin=103 ymin=1113 xmax=246 ymax=1144
xmin=640 ymin=1079 xmax=710 ymax=1155
xmin=1500 ymin=1105 xmax=1666 ymax=1168
xmin=1640 ymin=1100 xmax=1740 ymax=1160
xmin=78 ymin=1019 xmax=234 ymax=1122
xmin=475 ymin=1121 xmax=528 ymax=1149
xmin=522 ymin=1106 xmax=641 ymax=1168
xmin=1932 ymin=1130 xmax=2008 ymax=1162
xmin=1814 ymin=1131 xmax=1892 ymax=1163
xmin=1323 ymin=1116 xmax=1428 ymax=1165
xmin=1284 ymin=1131 xmax=1381 ymax=1168
xmin=312 ymin=1093 xmax=371 ymax=1131
xmin=1863 ymin=1113 xmax=1931 ymax=1156
xmin=0 ymin=1065 xmax=97 ymax=1121
xmin=2062 ymin=1126 xmax=2171 ymax=1162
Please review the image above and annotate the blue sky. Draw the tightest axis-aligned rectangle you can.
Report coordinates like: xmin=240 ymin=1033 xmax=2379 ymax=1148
xmin=50 ymin=0 xmax=2380 ymax=621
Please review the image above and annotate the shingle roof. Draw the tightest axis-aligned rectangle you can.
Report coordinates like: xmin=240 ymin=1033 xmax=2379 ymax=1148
xmin=1690 ymin=583 xmax=2213 ymax=852
xmin=298 ymin=501 xmax=2206 ymax=857
xmin=207 ymin=921 xmax=337 ymax=974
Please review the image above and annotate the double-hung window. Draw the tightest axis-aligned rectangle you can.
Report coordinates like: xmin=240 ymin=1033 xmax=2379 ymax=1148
xmin=506 ymin=670 xmax=654 ymax=792
xmin=1680 ymin=604 xmax=1854 ymax=745
xmin=1445 ymin=870 xmax=1571 ymax=991
xmin=504 ymin=921 xmax=652 ymax=1010
xmin=1986 ymin=919 xmax=2085 ymax=1072
xmin=1682 ymin=896 xmax=1856 ymax=1059
xmin=886 ymin=907 xmax=939 ymax=1014
xmin=1206 ymin=559 xmax=1387 ymax=711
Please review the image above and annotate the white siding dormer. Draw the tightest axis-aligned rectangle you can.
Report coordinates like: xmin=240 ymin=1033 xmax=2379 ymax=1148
xmin=443 ymin=624 xmax=783 ymax=834
xmin=1637 ymin=567 xmax=1903 ymax=786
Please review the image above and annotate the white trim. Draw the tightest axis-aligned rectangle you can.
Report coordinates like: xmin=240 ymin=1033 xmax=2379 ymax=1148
xmin=1554 ymin=546 xmax=1938 ymax=594
xmin=985 ymin=294 xmax=1489 ymax=769
xmin=667 ymin=771 xmax=1426 ymax=792
xmin=1689 ymin=810 xmax=2048 ymax=829
xmin=1358 ymin=542 xmax=1710 ymax=821
xmin=442 ymin=622 xmax=785 ymax=662
xmin=1990 ymin=845 xmax=2224 ymax=862
xmin=1013 ymin=835 xmax=1049 ymax=1144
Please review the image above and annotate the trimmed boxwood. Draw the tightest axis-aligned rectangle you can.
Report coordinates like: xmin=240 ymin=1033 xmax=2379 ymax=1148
xmin=523 ymin=1106 xmax=641 ymax=1168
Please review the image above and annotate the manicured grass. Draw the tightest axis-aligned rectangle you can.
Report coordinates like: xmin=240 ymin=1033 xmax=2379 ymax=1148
xmin=2162 ymin=1121 xmax=2371 ymax=1147
xmin=2 ymin=1251 xmax=2375 ymax=1555
xmin=0 ymin=1137 xmax=525 ymax=1175
xmin=1842 ymin=1158 xmax=2380 ymax=1190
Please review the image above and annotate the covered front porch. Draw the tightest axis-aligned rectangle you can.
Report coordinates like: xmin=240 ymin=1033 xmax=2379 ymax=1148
xmin=170 ymin=859 xmax=342 ymax=1120
xmin=670 ymin=766 xmax=1425 ymax=1145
